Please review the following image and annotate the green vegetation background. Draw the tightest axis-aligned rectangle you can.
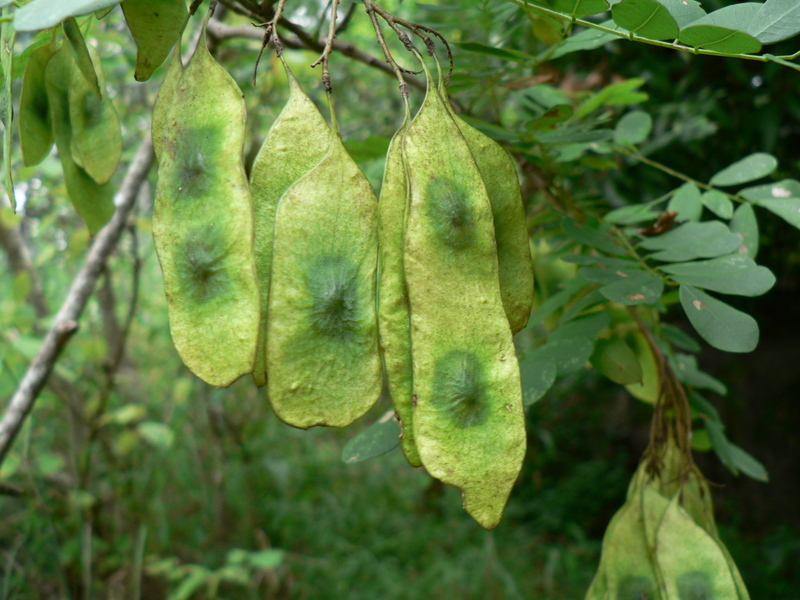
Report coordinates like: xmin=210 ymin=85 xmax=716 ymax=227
xmin=1 ymin=0 xmax=799 ymax=597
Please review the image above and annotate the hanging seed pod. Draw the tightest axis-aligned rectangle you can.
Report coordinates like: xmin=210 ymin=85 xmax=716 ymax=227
xmin=121 ymin=0 xmax=188 ymax=82
xmin=655 ymin=494 xmax=739 ymax=600
xmin=403 ymin=56 xmax=525 ymax=529
xmin=68 ymin=44 xmax=122 ymax=184
xmin=19 ymin=35 xmax=57 ymax=166
xmin=597 ymin=473 xmax=665 ymax=600
xmin=152 ymin=44 xmax=183 ymax=162
xmin=435 ymin=60 xmax=534 ymax=334
xmin=249 ymin=61 xmax=331 ymax=387
xmin=265 ymin=97 xmax=381 ymax=428
xmin=377 ymin=100 xmax=421 ymax=467
xmin=44 ymin=44 xmax=114 ymax=234
xmin=152 ymin=22 xmax=260 ymax=387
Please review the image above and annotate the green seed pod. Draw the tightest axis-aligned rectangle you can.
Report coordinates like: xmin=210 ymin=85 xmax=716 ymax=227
xmin=266 ymin=104 xmax=381 ymax=428
xmin=152 ymin=25 xmax=260 ymax=387
xmin=151 ymin=44 xmax=183 ymax=162
xmin=377 ymin=101 xmax=421 ymax=467
xmin=44 ymin=44 xmax=114 ymax=234
xmin=599 ymin=478 xmax=664 ymax=600
xmin=68 ymin=44 xmax=122 ymax=184
xmin=63 ymin=17 xmax=102 ymax=98
xmin=19 ymin=35 xmax=57 ymax=166
xmin=249 ymin=62 xmax=331 ymax=387
xmin=121 ymin=0 xmax=188 ymax=82
xmin=655 ymin=495 xmax=739 ymax=600
xmin=642 ymin=480 xmax=671 ymax=555
xmin=681 ymin=472 xmax=750 ymax=600
xmin=403 ymin=58 xmax=525 ymax=529
xmin=436 ymin=62 xmax=534 ymax=334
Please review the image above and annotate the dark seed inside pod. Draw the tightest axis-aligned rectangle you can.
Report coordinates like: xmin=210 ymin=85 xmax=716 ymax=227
xmin=177 ymin=225 xmax=231 ymax=304
xmin=306 ymin=255 xmax=360 ymax=341
xmin=424 ymin=175 xmax=476 ymax=249
xmin=676 ymin=571 xmax=715 ymax=600
xmin=431 ymin=351 xmax=489 ymax=428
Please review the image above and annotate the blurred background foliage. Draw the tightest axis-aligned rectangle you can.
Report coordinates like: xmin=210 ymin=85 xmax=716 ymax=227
xmin=1 ymin=0 xmax=799 ymax=598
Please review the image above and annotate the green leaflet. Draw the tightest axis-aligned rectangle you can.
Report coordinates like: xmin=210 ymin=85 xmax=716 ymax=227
xmin=678 ymin=3 xmax=764 ymax=54
xmin=44 ymin=44 xmax=114 ymax=233
xmin=152 ymin=24 xmax=260 ymax=387
xmin=19 ymin=35 xmax=57 ymax=166
xmin=611 ymin=0 xmax=679 ymax=41
xmin=341 ymin=410 xmax=401 ymax=464
xmin=121 ymin=0 xmax=188 ymax=81
xmin=377 ymin=104 xmax=421 ymax=466
xmin=437 ymin=64 xmax=534 ymax=334
xmin=13 ymin=0 xmax=121 ymax=32
xmin=403 ymin=58 xmax=525 ymax=530
xmin=68 ymin=43 xmax=122 ymax=184
xmin=266 ymin=111 xmax=381 ymax=428
xmin=249 ymin=62 xmax=331 ymax=388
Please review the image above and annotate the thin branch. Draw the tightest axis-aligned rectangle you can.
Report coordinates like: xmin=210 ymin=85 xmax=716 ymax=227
xmin=0 ymin=135 xmax=155 ymax=468
xmin=311 ymin=0 xmax=341 ymax=92
xmin=366 ymin=0 xmax=453 ymax=83
xmin=363 ymin=0 xmax=409 ymax=98
xmin=251 ymin=0 xmax=289 ymax=84
xmin=205 ymin=19 xmax=424 ymax=90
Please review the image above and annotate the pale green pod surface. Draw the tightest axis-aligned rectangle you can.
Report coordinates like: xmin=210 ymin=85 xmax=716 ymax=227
xmin=249 ymin=64 xmax=330 ymax=388
xmin=121 ymin=0 xmax=188 ymax=82
xmin=642 ymin=482 xmax=671 ymax=555
xmin=601 ymin=481 xmax=663 ymax=600
xmin=438 ymin=94 xmax=534 ymax=333
xmin=68 ymin=44 xmax=122 ymax=184
xmin=19 ymin=36 xmax=57 ymax=166
xmin=152 ymin=30 xmax=260 ymax=387
xmin=586 ymin=503 xmax=628 ymax=600
xmin=403 ymin=62 xmax=525 ymax=529
xmin=44 ymin=45 xmax=114 ymax=234
xmin=151 ymin=45 xmax=183 ymax=162
xmin=584 ymin=566 xmax=608 ymax=600
xmin=682 ymin=473 xmax=750 ymax=600
xmin=266 ymin=129 xmax=381 ymax=428
xmin=656 ymin=495 xmax=739 ymax=600
xmin=377 ymin=112 xmax=421 ymax=467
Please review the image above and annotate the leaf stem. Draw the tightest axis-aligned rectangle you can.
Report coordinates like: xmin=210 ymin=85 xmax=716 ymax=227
xmin=508 ymin=0 xmax=795 ymax=67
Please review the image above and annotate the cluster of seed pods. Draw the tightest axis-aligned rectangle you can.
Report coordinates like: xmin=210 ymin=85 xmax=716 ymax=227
xmin=151 ymin=26 xmax=534 ymax=528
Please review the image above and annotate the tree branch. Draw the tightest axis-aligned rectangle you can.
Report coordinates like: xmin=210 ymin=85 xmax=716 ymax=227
xmin=0 ymin=135 xmax=155 ymax=467
xmin=206 ymin=19 xmax=424 ymax=90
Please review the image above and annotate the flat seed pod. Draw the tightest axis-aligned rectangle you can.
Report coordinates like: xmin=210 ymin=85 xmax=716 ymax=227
xmin=601 ymin=478 xmax=664 ymax=600
xmin=68 ymin=43 xmax=122 ymax=184
xmin=377 ymin=104 xmax=421 ymax=467
xmin=437 ymin=68 xmax=534 ymax=334
xmin=63 ymin=17 xmax=101 ymax=98
xmin=642 ymin=481 xmax=671 ymax=555
xmin=656 ymin=495 xmax=739 ymax=600
xmin=19 ymin=35 xmax=57 ymax=166
xmin=249 ymin=62 xmax=330 ymax=387
xmin=681 ymin=472 xmax=750 ymax=600
xmin=151 ymin=45 xmax=183 ymax=162
xmin=121 ymin=0 xmax=188 ymax=82
xmin=266 ymin=117 xmax=381 ymax=428
xmin=152 ymin=25 xmax=260 ymax=387
xmin=44 ymin=44 xmax=114 ymax=234
xmin=403 ymin=59 xmax=525 ymax=529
